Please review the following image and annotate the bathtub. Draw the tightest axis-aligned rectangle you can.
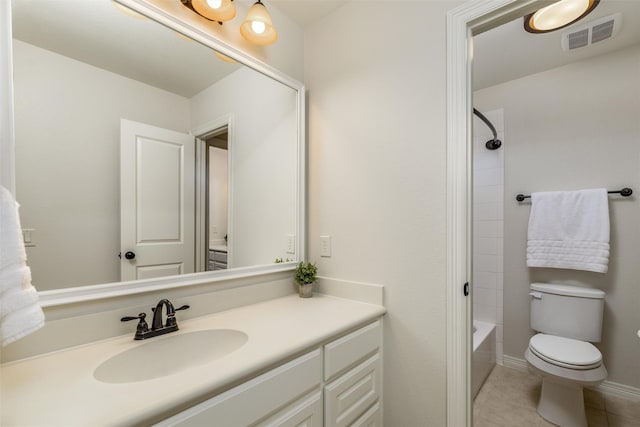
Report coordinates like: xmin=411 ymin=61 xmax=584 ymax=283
xmin=472 ymin=320 xmax=496 ymax=398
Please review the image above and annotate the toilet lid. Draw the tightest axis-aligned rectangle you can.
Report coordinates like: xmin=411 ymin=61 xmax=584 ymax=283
xmin=529 ymin=334 xmax=602 ymax=370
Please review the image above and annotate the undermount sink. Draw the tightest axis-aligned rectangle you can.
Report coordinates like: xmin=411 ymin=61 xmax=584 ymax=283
xmin=94 ymin=329 xmax=248 ymax=384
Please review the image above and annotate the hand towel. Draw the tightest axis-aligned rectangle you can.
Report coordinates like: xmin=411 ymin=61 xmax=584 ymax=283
xmin=0 ymin=186 xmax=45 ymax=346
xmin=527 ymin=188 xmax=610 ymax=273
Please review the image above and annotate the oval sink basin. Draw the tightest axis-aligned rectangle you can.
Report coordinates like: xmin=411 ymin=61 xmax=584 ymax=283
xmin=94 ymin=329 xmax=248 ymax=384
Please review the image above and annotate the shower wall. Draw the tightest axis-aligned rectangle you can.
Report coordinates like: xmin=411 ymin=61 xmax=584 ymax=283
xmin=474 ymin=44 xmax=640 ymax=389
xmin=473 ymin=109 xmax=504 ymax=365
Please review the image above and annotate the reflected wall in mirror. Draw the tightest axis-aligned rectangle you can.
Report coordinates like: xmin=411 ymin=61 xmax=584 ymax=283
xmin=12 ymin=0 xmax=299 ymax=291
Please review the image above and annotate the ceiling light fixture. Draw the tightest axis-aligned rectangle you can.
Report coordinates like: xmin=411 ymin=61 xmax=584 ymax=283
xmin=181 ymin=0 xmax=277 ymax=46
xmin=240 ymin=0 xmax=278 ymax=45
xmin=524 ymin=0 xmax=600 ymax=33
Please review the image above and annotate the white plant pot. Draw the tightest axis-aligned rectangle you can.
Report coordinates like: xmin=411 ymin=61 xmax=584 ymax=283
xmin=299 ymin=283 xmax=314 ymax=298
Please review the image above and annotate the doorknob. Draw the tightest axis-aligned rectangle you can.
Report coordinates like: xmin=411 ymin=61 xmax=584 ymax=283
xmin=124 ymin=251 xmax=136 ymax=260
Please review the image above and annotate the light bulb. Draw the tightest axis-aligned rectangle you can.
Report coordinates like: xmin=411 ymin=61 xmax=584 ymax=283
xmin=524 ymin=0 xmax=599 ymax=33
xmin=207 ymin=0 xmax=222 ymax=9
xmin=240 ymin=0 xmax=277 ymax=45
xmin=251 ymin=20 xmax=266 ymax=35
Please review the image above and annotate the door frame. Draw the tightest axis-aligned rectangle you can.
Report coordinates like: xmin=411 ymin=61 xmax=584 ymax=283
xmin=193 ymin=114 xmax=234 ymax=273
xmin=445 ymin=1 xmax=549 ymax=425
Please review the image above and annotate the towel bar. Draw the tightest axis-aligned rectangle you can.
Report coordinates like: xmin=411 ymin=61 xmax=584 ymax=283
xmin=516 ymin=188 xmax=633 ymax=202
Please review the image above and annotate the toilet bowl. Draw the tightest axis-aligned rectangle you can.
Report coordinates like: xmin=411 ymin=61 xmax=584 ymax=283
xmin=525 ymin=334 xmax=607 ymax=427
xmin=526 ymin=283 xmax=607 ymax=427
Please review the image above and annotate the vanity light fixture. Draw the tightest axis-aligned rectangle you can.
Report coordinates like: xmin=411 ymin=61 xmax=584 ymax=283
xmin=524 ymin=0 xmax=599 ymax=33
xmin=187 ymin=0 xmax=236 ymax=23
xmin=240 ymin=0 xmax=278 ymax=45
xmin=180 ymin=0 xmax=278 ymax=46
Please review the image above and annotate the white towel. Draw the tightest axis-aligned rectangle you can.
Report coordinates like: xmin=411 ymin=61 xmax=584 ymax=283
xmin=527 ymin=188 xmax=610 ymax=273
xmin=0 ymin=186 xmax=45 ymax=346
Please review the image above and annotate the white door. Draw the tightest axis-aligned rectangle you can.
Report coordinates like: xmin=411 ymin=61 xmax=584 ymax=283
xmin=120 ymin=119 xmax=195 ymax=281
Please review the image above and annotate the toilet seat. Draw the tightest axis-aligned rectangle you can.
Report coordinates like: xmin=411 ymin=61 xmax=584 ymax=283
xmin=529 ymin=334 xmax=602 ymax=370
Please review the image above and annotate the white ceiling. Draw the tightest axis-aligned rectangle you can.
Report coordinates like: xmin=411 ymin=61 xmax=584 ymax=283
xmin=12 ymin=0 xmax=244 ymax=98
xmin=473 ymin=0 xmax=640 ymax=90
xmin=270 ymin=0 xmax=347 ymax=28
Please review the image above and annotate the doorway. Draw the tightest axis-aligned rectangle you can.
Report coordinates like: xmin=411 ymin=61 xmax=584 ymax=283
xmin=204 ymin=128 xmax=229 ymax=271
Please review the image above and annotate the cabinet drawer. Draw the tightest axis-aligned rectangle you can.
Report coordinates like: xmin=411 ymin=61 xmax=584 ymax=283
xmin=255 ymin=390 xmax=323 ymax=427
xmin=324 ymin=353 xmax=381 ymax=427
xmin=213 ymin=251 xmax=227 ymax=262
xmin=351 ymin=401 xmax=382 ymax=427
xmin=156 ymin=350 xmax=322 ymax=427
xmin=324 ymin=320 xmax=380 ymax=381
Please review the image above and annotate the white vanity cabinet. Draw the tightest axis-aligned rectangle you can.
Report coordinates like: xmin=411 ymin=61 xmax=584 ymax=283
xmin=323 ymin=320 xmax=382 ymax=427
xmin=208 ymin=248 xmax=228 ymax=271
xmin=155 ymin=350 xmax=323 ymax=427
xmin=155 ymin=320 xmax=382 ymax=427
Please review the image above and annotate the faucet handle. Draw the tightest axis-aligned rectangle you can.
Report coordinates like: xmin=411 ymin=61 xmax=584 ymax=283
xmin=121 ymin=313 xmax=149 ymax=339
xmin=166 ymin=305 xmax=190 ymax=328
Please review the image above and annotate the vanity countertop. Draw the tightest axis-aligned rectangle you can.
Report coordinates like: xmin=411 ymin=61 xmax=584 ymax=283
xmin=0 ymin=294 xmax=385 ymax=426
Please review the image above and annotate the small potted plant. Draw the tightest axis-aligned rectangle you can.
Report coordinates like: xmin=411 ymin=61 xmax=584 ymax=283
xmin=294 ymin=261 xmax=318 ymax=298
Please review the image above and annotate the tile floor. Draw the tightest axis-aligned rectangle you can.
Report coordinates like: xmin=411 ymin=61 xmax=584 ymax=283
xmin=473 ymin=365 xmax=640 ymax=427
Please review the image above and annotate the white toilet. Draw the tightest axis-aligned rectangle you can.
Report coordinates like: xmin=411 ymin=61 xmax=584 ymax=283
xmin=525 ymin=283 xmax=607 ymax=427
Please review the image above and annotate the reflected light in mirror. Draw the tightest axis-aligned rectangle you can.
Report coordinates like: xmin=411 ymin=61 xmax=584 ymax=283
xmin=214 ymin=51 xmax=237 ymax=63
xmin=240 ymin=0 xmax=277 ymax=45
xmin=111 ymin=1 xmax=147 ymax=20
xmin=524 ymin=0 xmax=599 ymax=33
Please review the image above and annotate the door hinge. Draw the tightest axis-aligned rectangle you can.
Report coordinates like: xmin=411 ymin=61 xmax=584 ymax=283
xmin=463 ymin=282 xmax=469 ymax=296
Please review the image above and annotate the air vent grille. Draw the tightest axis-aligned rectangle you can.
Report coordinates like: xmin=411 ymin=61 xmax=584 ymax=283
xmin=568 ymin=29 xmax=589 ymax=50
xmin=591 ymin=20 xmax=615 ymax=44
xmin=561 ymin=13 xmax=622 ymax=51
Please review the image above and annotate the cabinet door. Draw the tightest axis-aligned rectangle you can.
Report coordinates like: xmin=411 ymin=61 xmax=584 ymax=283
xmin=155 ymin=350 xmax=322 ymax=427
xmin=255 ymin=390 xmax=323 ymax=427
xmin=324 ymin=353 xmax=381 ymax=427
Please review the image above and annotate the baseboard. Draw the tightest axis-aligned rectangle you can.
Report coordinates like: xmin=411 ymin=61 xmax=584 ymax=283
xmin=502 ymin=355 xmax=640 ymax=401
xmin=315 ymin=276 xmax=384 ymax=306
xmin=502 ymin=354 xmax=528 ymax=371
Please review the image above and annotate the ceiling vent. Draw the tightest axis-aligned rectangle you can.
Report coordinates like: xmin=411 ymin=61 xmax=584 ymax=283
xmin=561 ymin=13 xmax=622 ymax=51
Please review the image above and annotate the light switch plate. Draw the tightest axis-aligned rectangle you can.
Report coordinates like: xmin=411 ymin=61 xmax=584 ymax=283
xmin=286 ymin=234 xmax=296 ymax=254
xmin=320 ymin=235 xmax=331 ymax=257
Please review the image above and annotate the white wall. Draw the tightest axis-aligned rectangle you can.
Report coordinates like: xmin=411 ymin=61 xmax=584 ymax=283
xmin=475 ymin=44 xmax=640 ymax=388
xmin=13 ymin=40 xmax=190 ymax=291
xmin=190 ymin=67 xmax=298 ymax=267
xmin=473 ymin=109 xmax=504 ymax=364
xmin=208 ymin=145 xmax=228 ymax=246
xmin=305 ymin=1 xmax=462 ymax=425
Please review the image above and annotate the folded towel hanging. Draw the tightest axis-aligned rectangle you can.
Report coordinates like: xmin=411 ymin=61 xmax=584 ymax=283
xmin=0 ymin=186 xmax=45 ymax=346
xmin=527 ymin=188 xmax=610 ymax=273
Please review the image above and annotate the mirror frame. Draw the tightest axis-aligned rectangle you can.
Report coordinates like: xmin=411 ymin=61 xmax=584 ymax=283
xmin=0 ymin=0 xmax=306 ymax=307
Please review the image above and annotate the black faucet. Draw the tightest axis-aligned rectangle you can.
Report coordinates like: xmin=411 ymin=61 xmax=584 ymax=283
xmin=121 ymin=299 xmax=190 ymax=340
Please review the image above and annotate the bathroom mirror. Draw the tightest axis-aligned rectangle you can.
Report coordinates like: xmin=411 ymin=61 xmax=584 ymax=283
xmin=10 ymin=0 xmax=304 ymax=295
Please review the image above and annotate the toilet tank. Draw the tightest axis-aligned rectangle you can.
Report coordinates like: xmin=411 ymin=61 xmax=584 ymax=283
xmin=530 ymin=283 xmax=605 ymax=342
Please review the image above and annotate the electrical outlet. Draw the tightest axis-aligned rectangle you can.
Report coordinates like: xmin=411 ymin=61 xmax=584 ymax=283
xmin=286 ymin=234 xmax=296 ymax=254
xmin=320 ymin=235 xmax=331 ymax=257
